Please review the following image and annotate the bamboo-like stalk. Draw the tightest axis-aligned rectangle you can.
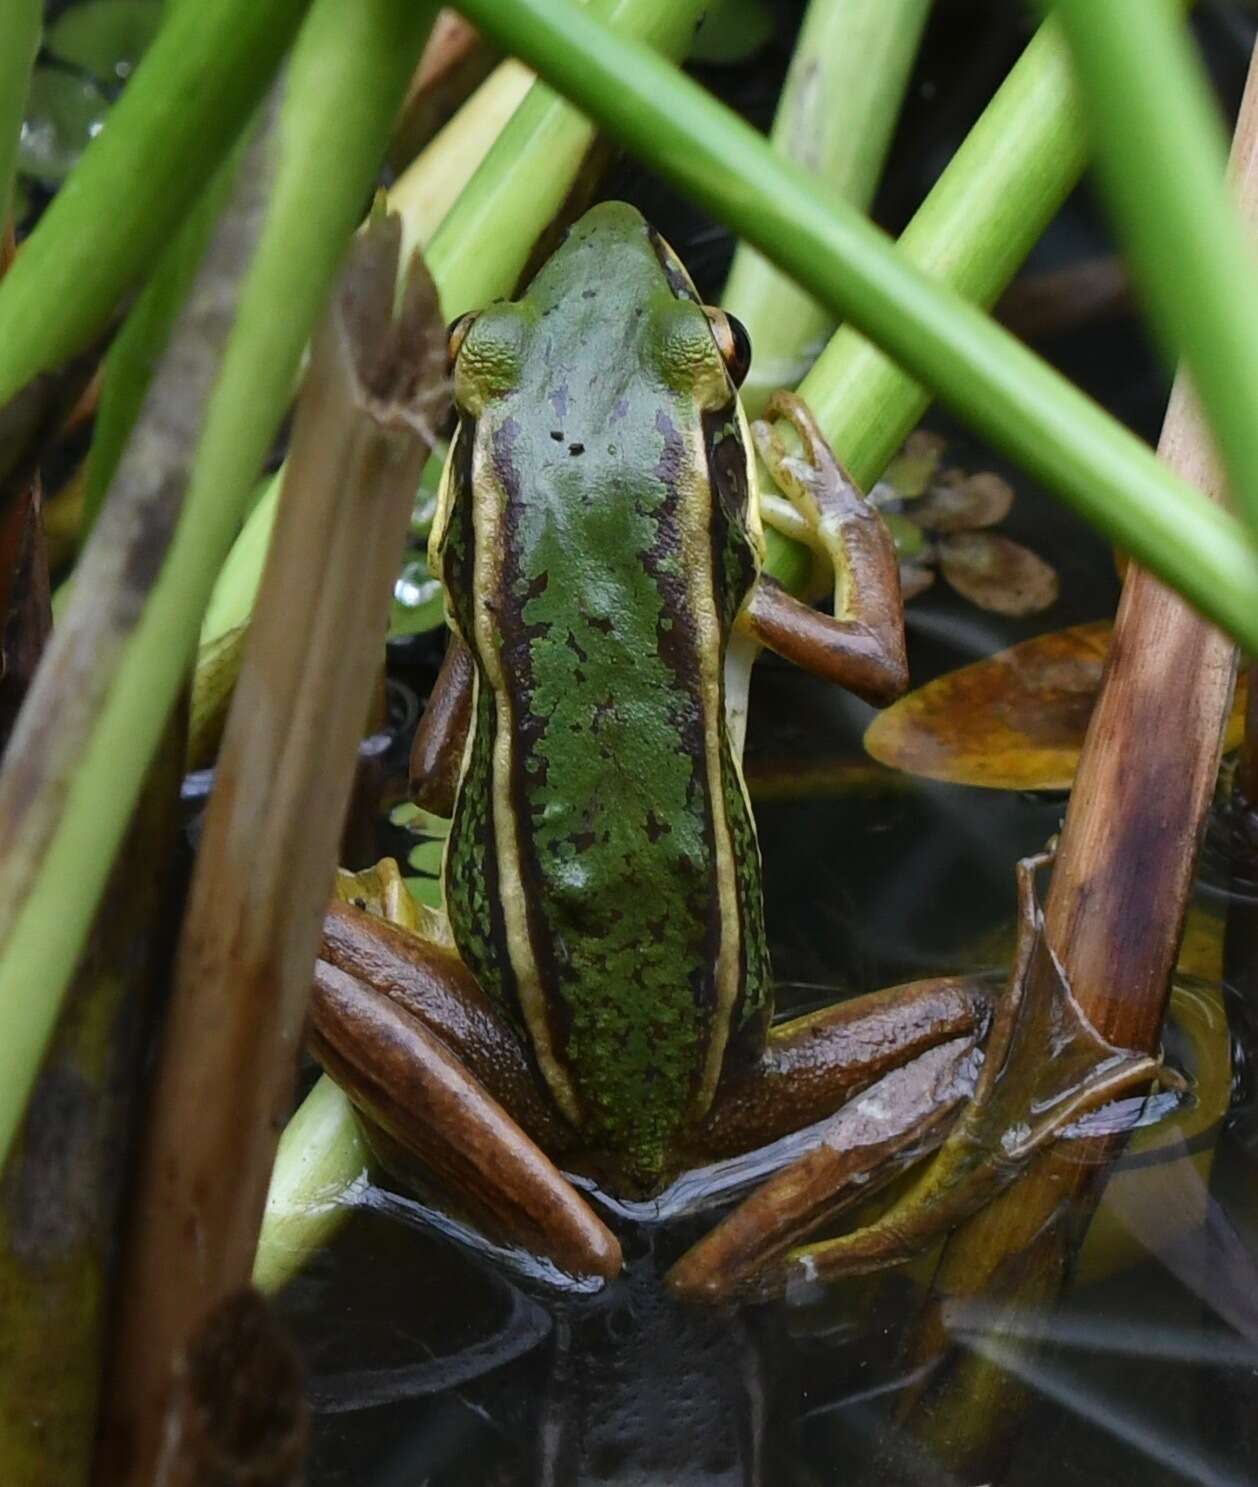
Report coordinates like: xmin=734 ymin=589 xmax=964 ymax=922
xmin=98 ymin=217 xmax=445 ymax=1487
xmin=721 ymin=0 xmax=932 ymax=416
xmin=1055 ymin=0 xmax=1258 ymax=538
xmin=0 ymin=0 xmax=439 ymax=1173
xmin=880 ymin=42 xmax=1258 ymax=1483
xmin=452 ymin=0 xmax=1258 ymax=656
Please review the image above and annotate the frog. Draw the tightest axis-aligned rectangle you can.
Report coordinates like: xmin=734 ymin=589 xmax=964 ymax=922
xmin=308 ymin=202 xmax=1167 ymax=1301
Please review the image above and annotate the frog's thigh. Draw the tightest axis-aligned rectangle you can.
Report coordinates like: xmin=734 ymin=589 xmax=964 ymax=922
xmin=309 ymin=961 xmax=621 ymax=1282
xmin=696 ymin=974 xmax=993 ymax=1160
xmin=410 ymin=633 xmax=474 ymax=815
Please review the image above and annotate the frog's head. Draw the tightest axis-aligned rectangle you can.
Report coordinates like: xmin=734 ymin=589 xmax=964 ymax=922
xmin=444 ymin=201 xmax=751 ymax=416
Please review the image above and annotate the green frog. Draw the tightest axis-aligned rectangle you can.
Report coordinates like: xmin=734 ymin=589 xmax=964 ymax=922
xmin=310 ymin=203 xmax=1164 ymax=1300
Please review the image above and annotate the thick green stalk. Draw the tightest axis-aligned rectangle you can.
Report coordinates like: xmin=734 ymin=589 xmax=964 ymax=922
xmin=722 ymin=0 xmax=932 ymax=416
xmin=1054 ymin=0 xmax=1258 ymax=536
xmin=252 ymin=1074 xmax=366 ymax=1293
xmin=426 ymin=0 xmax=704 ymax=320
xmin=453 ymin=0 xmax=1258 ymax=654
xmin=0 ymin=1 xmax=41 ymax=228
xmin=797 ymin=17 xmax=1088 ymax=492
xmin=0 ymin=0 xmax=439 ymax=1171
xmin=0 ymin=0 xmax=313 ymax=406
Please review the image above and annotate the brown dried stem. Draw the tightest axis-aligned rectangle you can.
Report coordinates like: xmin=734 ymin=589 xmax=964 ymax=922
xmin=0 ymin=736 xmax=182 ymax=1486
xmin=97 ymin=217 xmax=445 ymax=1486
xmin=882 ymin=43 xmax=1258 ymax=1483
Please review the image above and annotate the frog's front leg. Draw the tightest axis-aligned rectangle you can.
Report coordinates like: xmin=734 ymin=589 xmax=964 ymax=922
xmin=668 ymin=852 xmax=1170 ymax=1302
xmin=311 ymin=897 xmax=622 ymax=1282
xmin=743 ymin=391 xmax=907 ymax=705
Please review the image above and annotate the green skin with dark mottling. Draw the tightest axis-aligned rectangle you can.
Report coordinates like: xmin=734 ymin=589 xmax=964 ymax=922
xmin=431 ymin=203 xmax=771 ymax=1191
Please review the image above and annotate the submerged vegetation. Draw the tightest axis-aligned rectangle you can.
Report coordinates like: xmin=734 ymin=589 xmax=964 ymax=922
xmin=2 ymin=1 xmax=1258 ymax=1483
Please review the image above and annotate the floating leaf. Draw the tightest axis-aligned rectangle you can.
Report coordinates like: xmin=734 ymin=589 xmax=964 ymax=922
xmin=865 ymin=622 xmax=1109 ymax=789
xmin=689 ymin=0 xmax=773 ymax=64
xmin=913 ymin=470 xmax=1014 ymax=532
xmin=19 ymin=68 xmax=110 ymax=185
xmin=865 ymin=622 xmax=1248 ymax=790
xmin=46 ymin=0 xmax=163 ymax=84
xmin=938 ymin=532 xmax=1059 ymax=616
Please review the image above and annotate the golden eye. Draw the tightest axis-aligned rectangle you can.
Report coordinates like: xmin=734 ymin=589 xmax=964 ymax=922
xmin=703 ymin=307 xmax=752 ymax=388
xmin=446 ymin=310 xmax=480 ymax=372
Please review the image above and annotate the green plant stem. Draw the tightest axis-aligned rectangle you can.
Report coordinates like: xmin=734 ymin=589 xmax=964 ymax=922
xmin=1054 ymin=0 xmax=1258 ymax=536
xmin=253 ymin=1074 xmax=367 ymax=1294
xmin=796 ymin=17 xmax=1088 ymax=493
xmin=0 ymin=0 xmax=314 ymax=408
xmin=427 ymin=0 xmax=704 ymax=321
xmin=453 ymin=0 xmax=1258 ymax=654
xmin=722 ymin=0 xmax=931 ymax=416
xmin=0 ymin=0 xmax=439 ymax=1172
xmin=0 ymin=1 xmax=41 ymax=229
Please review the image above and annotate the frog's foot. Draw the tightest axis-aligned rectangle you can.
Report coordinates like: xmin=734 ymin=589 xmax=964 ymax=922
xmin=312 ymin=896 xmax=621 ymax=1284
xmin=668 ymin=851 xmax=1175 ymax=1303
xmin=744 ymin=391 xmax=907 ymax=705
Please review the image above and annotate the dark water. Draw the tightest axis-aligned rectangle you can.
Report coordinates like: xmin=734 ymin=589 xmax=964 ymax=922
xmin=277 ymin=4 xmax=1258 ymax=1482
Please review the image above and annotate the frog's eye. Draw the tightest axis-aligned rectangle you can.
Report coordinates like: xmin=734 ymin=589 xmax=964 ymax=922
xmin=446 ymin=311 xmax=480 ymax=371
xmin=703 ymin=308 xmax=752 ymax=388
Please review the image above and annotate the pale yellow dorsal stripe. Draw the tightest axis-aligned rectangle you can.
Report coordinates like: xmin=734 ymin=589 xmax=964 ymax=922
xmin=680 ymin=416 xmax=745 ymax=1117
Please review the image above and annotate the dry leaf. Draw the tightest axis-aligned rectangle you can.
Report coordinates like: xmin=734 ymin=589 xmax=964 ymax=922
xmin=938 ymin=532 xmax=1059 ymax=616
xmin=913 ymin=470 xmax=1014 ymax=532
xmin=865 ymin=621 xmax=1247 ymax=790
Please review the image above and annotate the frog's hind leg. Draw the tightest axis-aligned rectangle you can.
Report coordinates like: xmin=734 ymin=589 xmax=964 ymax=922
xmin=409 ymin=632 xmax=474 ymax=815
xmin=743 ymin=391 xmax=907 ymax=705
xmin=668 ymin=852 xmax=1172 ymax=1303
xmin=312 ymin=901 xmax=621 ymax=1284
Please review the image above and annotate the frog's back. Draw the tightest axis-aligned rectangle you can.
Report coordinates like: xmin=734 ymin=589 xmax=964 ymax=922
xmin=437 ymin=205 xmax=770 ymax=1187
